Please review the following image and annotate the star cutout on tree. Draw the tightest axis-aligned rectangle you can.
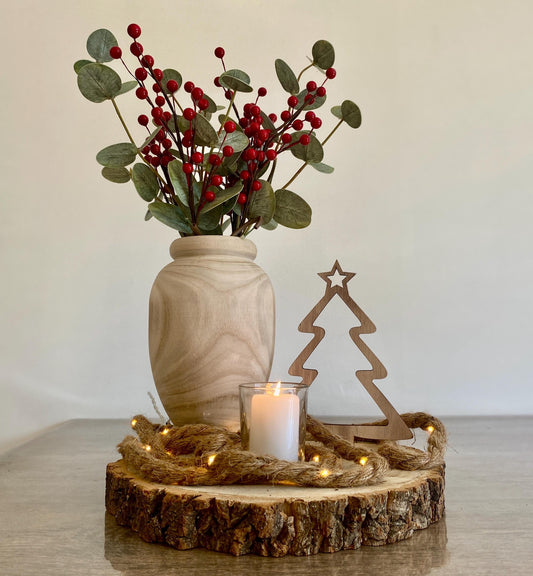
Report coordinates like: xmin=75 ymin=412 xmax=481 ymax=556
xmin=318 ymin=260 xmax=356 ymax=289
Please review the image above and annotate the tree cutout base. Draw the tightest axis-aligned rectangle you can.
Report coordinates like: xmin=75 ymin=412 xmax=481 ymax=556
xmin=289 ymin=261 xmax=413 ymax=441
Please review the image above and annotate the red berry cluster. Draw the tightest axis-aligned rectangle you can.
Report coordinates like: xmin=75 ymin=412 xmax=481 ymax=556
xmin=109 ymin=24 xmax=337 ymax=221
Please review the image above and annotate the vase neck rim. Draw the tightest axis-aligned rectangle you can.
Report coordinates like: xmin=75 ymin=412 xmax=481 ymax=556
xmin=169 ymin=236 xmax=257 ymax=260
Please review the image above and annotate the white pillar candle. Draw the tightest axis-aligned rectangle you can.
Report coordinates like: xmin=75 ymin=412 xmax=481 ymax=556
xmin=249 ymin=384 xmax=300 ymax=461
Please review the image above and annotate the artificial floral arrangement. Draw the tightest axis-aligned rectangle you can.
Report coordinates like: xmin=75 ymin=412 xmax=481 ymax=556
xmin=74 ymin=24 xmax=361 ymax=237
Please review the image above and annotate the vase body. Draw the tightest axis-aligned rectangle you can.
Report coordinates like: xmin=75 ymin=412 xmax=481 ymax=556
xmin=149 ymin=236 xmax=275 ymax=430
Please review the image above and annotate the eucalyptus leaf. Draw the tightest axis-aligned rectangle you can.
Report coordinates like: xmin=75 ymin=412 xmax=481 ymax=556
xmin=101 ymin=166 xmax=130 ymax=183
xmin=167 ymin=159 xmax=190 ymax=206
xmin=86 ymin=29 xmax=118 ymax=63
xmin=202 ymin=93 xmax=218 ymax=113
xmin=96 ymin=142 xmax=137 ymax=167
xmin=161 ymin=69 xmax=183 ymax=94
xmin=198 ymin=203 xmax=224 ymax=230
xmin=140 ymin=127 xmax=162 ymax=149
xmin=117 ymin=80 xmax=138 ymax=96
xmin=132 ymin=163 xmax=158 ymax=201
xmin=341 ymin=100 xmax=362 ymax=128
xmin=290 ymin=131 xmax=324 ymax=163
xmin=148 ymin=201 xmax=192 ymax=234
xmin=309 ymin=162 xmax=334 ymax=174
xmin=275 ymin=59 xmax=300 ymax=94
xmin=274 ymin=189 xmax=312 ymax=229
xmin=312 ymin=40 xmax=335 ymax=69
xmin=331 ymin=105 xmax=342 ymax=119
xmin=74 ymin=59 xmax=92 ymax=74
xmin=248 ymin=180 xmax=275 ymax=223
xmin=260 ymin=111 xmax=277 ymax=133
xmin=194 ymin=113 xmax=218 ymax=146
xmin=218 ymin=130 xmax=249 ymax=152
xmin=262 ymin=219 xmax=278 ymax=231
xmin=297 ymin=89 xmax=327 ymax=111
xmin=202 ymin=183 xmax=243 ymax=212
xmin=77 ymin=63 xmax=122 ymax=103
xmin=219 ymin=69 xmax=253 ymax=93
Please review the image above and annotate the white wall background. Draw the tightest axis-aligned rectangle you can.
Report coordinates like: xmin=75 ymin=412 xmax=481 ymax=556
xmin=1 ymin=0 xmax=532 ymax=453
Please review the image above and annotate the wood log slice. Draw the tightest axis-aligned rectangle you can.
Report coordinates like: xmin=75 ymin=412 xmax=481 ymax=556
xmin=105 ymin=459 xmax=445 ymax=557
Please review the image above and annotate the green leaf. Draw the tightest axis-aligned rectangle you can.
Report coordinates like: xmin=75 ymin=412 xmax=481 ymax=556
xmin=86 ymin=29 xmax=118 ymax=63
xmin=312 ymin=40 xmax=335 ymax=69
xmin=310 ymin=162 xmax=334 ymax=174
xmin=202 ymin=183 xmax=243 ymax=213
xmin=101 ymin=166 xmax=130 ymax=183
xmin=198 ymin=203 xmax=224 ymax=231
xmin=248 ymin=180 xmax=275 ymax=223
xmin=167 ymin=159 xmax=190 ymax=206
xmin=219 ymin=69 xmax=253 ymax=93
xmin=275 ymin=59 xmax=299 ymax=94
xmin=96 ymin=142 xmax=137 ymax=167
xmin=202 ymin=93 xmax=218 ymax=113
xmin=274 ymin=189 xmax=312 ymax=229
xmin=331 ymin=105 xmax=342 ymax=119
xmin=161 ymin=69 xmax=183 ymax=94
xmin=194 ymin=113 xmax=219 ymax=146
xmin=117 ymin=80 xmax=138 ymax=96
xmin=290 ymin=131 xmax=324 ymax=163
xmin=74 ymin=59 xmax=92 ymax=74
xmin=132 ymin=163 xmax=158 ymax=201
xmin=341 ymin=100 xmax=362 ymax=128
xmin=140 ymin=127 xmax=162 ymax=149
xmin=262 ymin=219 xmax=278 ymax=231
xmin=148 ymin=201 xmax=192 ymax=234
xmin=218 ymin=130 xmax=249 ymax=153
xmin=260 ymin=111 xmax=277 ymax=133
xmin=297 ymin=89 xmax=327 ymax=111
xmin=77 ymin=63 xmax=122 ymax=103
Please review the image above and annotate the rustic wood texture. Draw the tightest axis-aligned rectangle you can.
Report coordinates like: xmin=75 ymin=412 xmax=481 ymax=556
xmin=105 ymin=459 xmax=445 ymax=557
xmin=288 ymin=261 xmax=412 ymax=441
xmin=149 ymin=236 xmax=275 ymax=431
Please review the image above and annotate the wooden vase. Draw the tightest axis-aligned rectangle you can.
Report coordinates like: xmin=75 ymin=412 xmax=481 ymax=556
xmin=149 ymin=236 xmax=275 ymax=430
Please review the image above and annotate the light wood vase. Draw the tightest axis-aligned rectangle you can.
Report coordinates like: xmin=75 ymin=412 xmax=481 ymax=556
xmin=149 ymin=236 xmax=275 ymax=430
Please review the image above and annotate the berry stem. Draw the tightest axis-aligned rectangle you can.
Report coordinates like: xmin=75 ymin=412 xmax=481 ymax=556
xmin=217 ymin=90 xmax=237 ymax=135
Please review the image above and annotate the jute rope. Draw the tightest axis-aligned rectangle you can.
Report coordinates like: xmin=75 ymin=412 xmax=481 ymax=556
xmin=117 ymin=412 xmax=446 ymax=488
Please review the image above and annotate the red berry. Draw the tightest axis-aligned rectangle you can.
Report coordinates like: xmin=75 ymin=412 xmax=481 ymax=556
xmin=182 ymin=163 xmax=194 ymax=174
xmin=266 ymin=149 xmax=277 ymax=161
xmin=209 ymin=154 xmax=222 ymax=166
xmin=130 ymin=42 xmax=143 ymax=56
xmin=138 ymin=114 xmax=149 ymax=126
xmin=280 ymin=110 xmax=291 ymax=122
xmin=152 ymin=83 xmax=161 ymax=93
xmin=326 ymin=67 xmax=336 ymax=79
xmin=155 ymin=129 xmax=166 ymax=141
xmin=191 ymin=87 xmax=204 ymax=101
xmin=268 ymin=113 xmax=278 ymax=123
xmin=162 ymin=138 xmax=172 ymax=150
xmin=184 ymin=129 xmax=193 ymax=140
xmin=150 ymin=156 xmax=160 ymax=167
xmin=225 ymin=90 xmax=233 ymax=100
xmin=293 ymin=119 xmax=304 ymax=130
xmin=183 ymin=108 xmax=196 ymax=121
xmin=127 ymin=23 xmax=142 ymax=39
xmin=252 ymin=180 xmax=262 ymax=191
xmin=166 ymin=79 xmax=179 ymax=93
xmin=150 ymin=143 xmax=161 ymax=155
xmin=243 ymin=103 xmax=253 ymax=118
xmin=141 ymin=55 xmax=154 ymax=67
xmin=258 ymin=87 xmax=267 ymax=97
xmin=214 ymin=76 xmax=221 ymax=87
xmin=205 ymin=190 xmax=216 ymax=202
xmin=243 ymin=148 xmax=257 ymax=161
xmin=299 ymin=134 xmax=311 ymax=145
xmin=198 ymin=98 xmax=209 ymax=111
xmin=151 ymin=107 xmax=163 ymax=119
xmin=316 ymin=86 xmax=326 ymax=97
xmin=237 ymin=193 xmax=247 ymax=205
xmin=224 ymin=120 xmax=236 ymax=133
xmin=305 ymin=111 xmax=316 ymax=122
xmin=287 ymin=95 xmax=299 ymax=108
xmin=281 ymin=133 xmax=292 ymax=144
xmin=182 ymin=137 xmax=192 ymax=148
xmin=109 ymin=46 xmax=122 ymax=59
xmin=136 ymin=86 xmax=148 ymax=100
xmin=214 ymin=47 xmax=225 ymax=58
xmin=163 ymin=111 xmax=171 ymax=121
xmin=239 ymin=117 xmax=249 ymax=128
xmin=155 ymin=95 xmax=165 ymax=106
xmin=211 ymin=175 xmax=223 ymax=186
xmin=184 ymin=81 xmax=195 ymax=93
xmin=142 ymin=146 xmax=150 ymax=154
xmin=222 ymin=145 xmax=234 ymax=157
xmin=135 ymin=67 xmax=147 ymax=81
xmin=240 ymin=170 xmax=250 ymax=180
xmin=153 ymin=69 xmax=163 ymax=81
xmin=192 ymin=151 xmax=204 ymax=163
xmin=251 ymin=105 xmax=261 ymax=117
xmin=306 ymin=80 xmax=317 ymax=92
xmin=311 ymin=117 xmax=322 ymax=129
xmin=160 ymin=155 xmax=172 ymax=167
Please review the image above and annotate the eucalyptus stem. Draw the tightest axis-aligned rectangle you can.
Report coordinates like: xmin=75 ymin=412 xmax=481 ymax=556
xmin=297 ymin=63 xmax=314 ymax=82
xmin=217 ymin=90 xmax=237 ymax=135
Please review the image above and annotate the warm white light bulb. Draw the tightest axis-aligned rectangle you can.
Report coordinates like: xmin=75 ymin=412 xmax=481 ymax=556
xmin=207 ymin=454 xmax=216 ymax=466
xmin=359 ymin=456 xmax=368 ymax=466
xmin=319 ymin=469 xmax=330 ymax=478
xmin=426 ymin=426 xmax=435 ymax=434
xmin=131 ymin=419 xmax=137 ymax=428
xmin=312 ymin=455 xmax=320 ymax=463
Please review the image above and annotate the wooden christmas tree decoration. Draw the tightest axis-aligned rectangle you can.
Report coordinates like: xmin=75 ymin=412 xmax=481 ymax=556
xmin=289 ymin=261 xmax=413 ymax=441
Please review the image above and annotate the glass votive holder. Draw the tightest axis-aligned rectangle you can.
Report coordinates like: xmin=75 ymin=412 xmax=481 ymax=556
xmin=239 ymin=382 xmax=308 ymax=462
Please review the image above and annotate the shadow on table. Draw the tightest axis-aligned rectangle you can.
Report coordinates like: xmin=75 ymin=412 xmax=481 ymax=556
xmin=104 ymin=513 xmax=449 ymax=576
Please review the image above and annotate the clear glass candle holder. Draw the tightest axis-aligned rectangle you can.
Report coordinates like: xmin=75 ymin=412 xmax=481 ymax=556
xmin=239 ymin=382 xmax=308 ymax=462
